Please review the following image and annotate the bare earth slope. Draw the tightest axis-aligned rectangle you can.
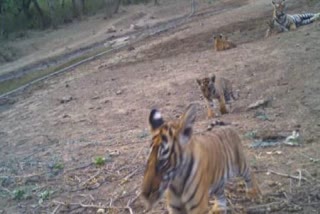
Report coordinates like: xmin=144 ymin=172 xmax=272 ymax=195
xmin=0 ymin=0 xmax=320 ymax=213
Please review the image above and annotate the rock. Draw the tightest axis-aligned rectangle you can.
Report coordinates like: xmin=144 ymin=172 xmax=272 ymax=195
xmin=247 ymin=98 xmax=271 ymax=110
xmin=97 ymin=208 xmax=105 ymax=214
xmin=92 ymin=96 xmax=100 ymax=100
xmin=130 ymin=24 xmax=141 ymax=30
xmin=62 ymin=114 xmax=70 ymax=118
xmin=127 ymin=46 xmax=135 ymax=51
xmin=106 ymin=26 xmax=116 ymax=33
xmin=116 ymin=90 xmax=122 ymax=95
xmin=60 ymin=96 xmax=73 ymax=104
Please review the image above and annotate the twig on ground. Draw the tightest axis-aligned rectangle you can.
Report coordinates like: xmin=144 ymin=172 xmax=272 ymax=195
xmin=64 ymin=163 xmax=92 ymax=173
xmin=120 ymin=168 xmax=139 ymax=185
xmin=126 ymin=192 xmax=141 ymax=214
xmin=301 ymin=169 xmax=320 ymax=183
xmin=267 ymin=169 xmax=311 ymax=184
xmin=53 ymin=200 xmax=132 ymax=212
xmin=0 ymin=186 xmax=12 ymax=196
xmin=51 ymin=204 xmax=61 ymax=214
xmin=80 ymin=170 xmax=101 ymax=186
xmin=297 ymin=169 xmax=302 ymax=187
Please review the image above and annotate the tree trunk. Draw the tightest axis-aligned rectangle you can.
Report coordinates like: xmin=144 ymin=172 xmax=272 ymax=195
xmin=22 ymin=0 xmax=32 ymax=18
xmin=190 ymin=0 xmax=196 ymax=16
xmin=72 ymin=0 xmax=84 ymax=19
xmin=105 ymin=0 xmax=115 ymax=19
xmin=46 ymin=0 xmax=58 ymax=28
xmin=113 ymin=0 xmax=121 ymax=14
xmin=31 ymin=0 xmax=46 ymax=28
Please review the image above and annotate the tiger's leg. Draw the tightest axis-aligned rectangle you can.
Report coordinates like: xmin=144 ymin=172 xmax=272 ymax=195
xmin=218 ymin=96 xmax=228 ymax=115
xmin=241 ymin=169 xmax=262 ymax=201
xmin=209 ymin=195 xmax=227 ymax=214
xmin=206 ymin=99 xmax=215 ymax=118
xmin=289 ymin=22 xmax=297 ymax=31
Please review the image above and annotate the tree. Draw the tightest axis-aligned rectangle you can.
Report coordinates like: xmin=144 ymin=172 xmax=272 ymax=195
xmin=105 ymin=0 xmax=121 ymax=19
xmin=72 ymin=0 xmax=85 ymax=19
xmin=46 ymin=0 xmax=58 ymax=28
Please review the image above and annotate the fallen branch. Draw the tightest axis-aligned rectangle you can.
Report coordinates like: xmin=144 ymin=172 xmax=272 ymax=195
xmin=120 ymin=168 xmax=139 ymax=185
xmin=52 ymin=198 xmax=139 ymax=213
xmin=51 ymin=204 xmax=61 ymax=214
xmin=80 ymin=170 xmax=101 ymax=186
xmin=267 ymin=169 xmax=311 ymax=184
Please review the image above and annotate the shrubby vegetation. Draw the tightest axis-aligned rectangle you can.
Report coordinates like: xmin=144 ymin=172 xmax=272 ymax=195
xmin=0 ymin=0 xmax=158 ymax=38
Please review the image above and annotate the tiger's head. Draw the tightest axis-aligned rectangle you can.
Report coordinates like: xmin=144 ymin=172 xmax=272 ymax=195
xmin=141 ymin=104 xmax=197 ymax=209
xmin=272 ymin=0 xmax=286 ymax=14
xmin=196 ymin=73 xmax=216 ymax=100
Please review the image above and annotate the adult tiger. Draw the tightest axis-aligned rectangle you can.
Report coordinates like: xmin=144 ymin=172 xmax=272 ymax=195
xmin=266 ymin=0 xmax=320 ymax=37
xmin=141 ymin=104 xmax=261 ymax=214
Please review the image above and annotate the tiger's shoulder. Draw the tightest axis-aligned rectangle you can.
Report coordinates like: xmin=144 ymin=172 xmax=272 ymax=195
xmin=213 ymin=34 xmax=236 ymax=51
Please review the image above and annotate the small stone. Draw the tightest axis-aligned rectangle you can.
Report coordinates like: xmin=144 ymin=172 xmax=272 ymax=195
xmin=60 ymin=96 xmax=73 ymax=104
xmin=116 ymin=90 xmax=122 ymax=95
xmin=97 ymin=208 xmax=105 ymax=214
xmin=107 ymin=26 xmax=116 ymax=33
xmin=92 ymin=96 xmax=100 ymax=100
xmin=127 ymin=46 xmax=135 ymax=51
xmin=62 ymin=114 xmax=70 ymax=118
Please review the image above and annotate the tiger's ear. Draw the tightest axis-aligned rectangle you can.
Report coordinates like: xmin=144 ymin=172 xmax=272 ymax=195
xmin=149 ymin=109 xmax=164 ymax=131
xmin=178 ymin=104 xmax=196 ymax=145
xmin=210 ymin=74 xmax=216 ymax=82
xmin=196 ymin=79 xmax=202 ymax=86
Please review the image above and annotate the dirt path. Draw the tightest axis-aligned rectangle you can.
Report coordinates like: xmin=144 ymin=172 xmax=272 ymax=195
xmin=0 ymin=0 xmax=197 ymax=77
xmin=0 ymin=0 xmax=320 ymax=213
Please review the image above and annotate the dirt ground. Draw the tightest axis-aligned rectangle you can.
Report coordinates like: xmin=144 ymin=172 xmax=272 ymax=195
xmin=1 ymin=0 xmax=320 ymax=213
xmin=0 ymin=0 xmax=196 ymax=75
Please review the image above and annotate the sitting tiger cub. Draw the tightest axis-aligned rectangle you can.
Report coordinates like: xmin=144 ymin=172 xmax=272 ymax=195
xmin=213 ymin=34 xmax=236 ymax=51
xmin=196 ymin=74 xmax=237 ymax=118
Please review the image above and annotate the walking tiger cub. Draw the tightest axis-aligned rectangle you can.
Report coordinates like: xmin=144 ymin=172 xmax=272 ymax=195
xmin=266 ymin=0 xmax=320 ymax=37
xmin=196 ymin=74 xmax=237 ymax=118
xmin=141 ymin=104 xmax=261 ymax=214
xmin=213 ymin=34 xmax=236 ymax=51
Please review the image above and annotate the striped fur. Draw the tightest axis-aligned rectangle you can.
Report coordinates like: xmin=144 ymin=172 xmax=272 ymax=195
xmin=141 ymin=105 xmax=261 ymax=214
xmin=196 ymin=74 xmax=237 ymax=118
xmin=266 ymin=0 xmax=320 ymax=37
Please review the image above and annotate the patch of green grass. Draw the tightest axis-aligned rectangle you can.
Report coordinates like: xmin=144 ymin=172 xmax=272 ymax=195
xmin=93 ymin=156 xmax=106 ymax=166
xmin=53 ymin=162 xmax=64 ymax=170
xmin=38 ymin=189 xmax=54 ymax=204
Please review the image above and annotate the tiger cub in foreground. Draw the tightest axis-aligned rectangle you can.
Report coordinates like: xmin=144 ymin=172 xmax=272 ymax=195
xmin=196 ymin=74 xmax=237 ymax=118
xmin=141 ymin=104 xmax=261 ymax=214
xmin=213 ymin=34 xmax=236 ymax=51
xmin=266 ymin=0 xmax=320 ymax=37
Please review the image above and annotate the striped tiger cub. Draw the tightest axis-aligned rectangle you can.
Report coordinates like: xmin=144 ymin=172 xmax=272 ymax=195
xmin=213 ymin=34 xmax=236 ymax=51
xmin=266 ymin=0 xmax=320 ymax=37
xmin=141 ymin=104 xmax=261 ymax=214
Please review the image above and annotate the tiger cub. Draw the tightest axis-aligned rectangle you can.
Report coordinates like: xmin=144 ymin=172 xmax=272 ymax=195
xmin=196 ymin=74 xmax=237 ymax=118
xmin=141 ymin=104 xmax=261 ymax=214
xmin=266 ymin=0 xmax=320 ymax=37
xmin=213 ymin=34 xmax=236 ymax=51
